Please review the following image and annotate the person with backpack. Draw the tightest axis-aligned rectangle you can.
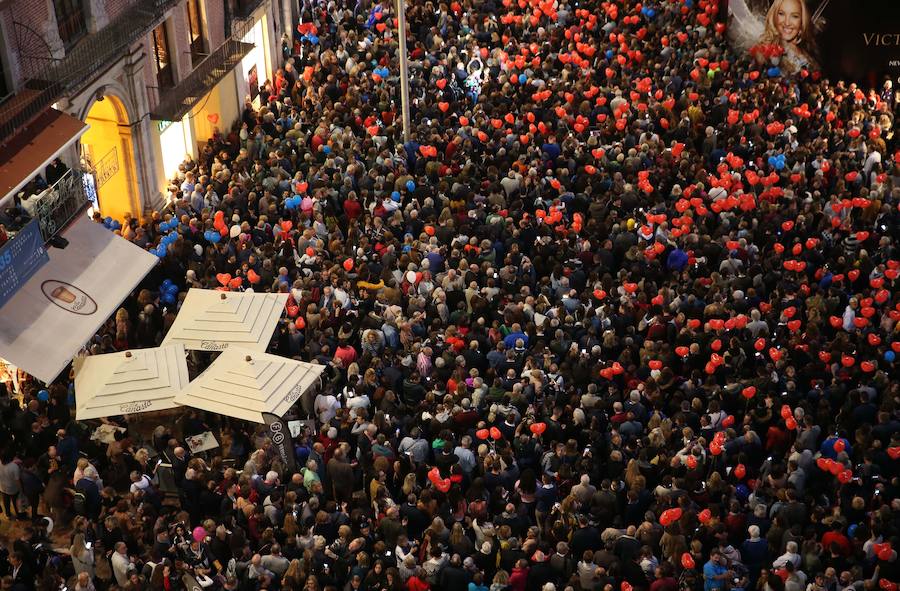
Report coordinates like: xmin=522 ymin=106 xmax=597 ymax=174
xmin=74 ymin=466 xmax=101 ymax=520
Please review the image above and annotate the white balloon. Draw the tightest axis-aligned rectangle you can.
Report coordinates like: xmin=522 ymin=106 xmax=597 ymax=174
xmin=406 ymin=270 xmax=417 ymax=283
xmin=230 ymin=225 xmax=241 ymax=238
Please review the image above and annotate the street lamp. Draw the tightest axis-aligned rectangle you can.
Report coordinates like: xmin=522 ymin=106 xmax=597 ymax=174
xmin=395 ymin=0 xmax=412 ymax=142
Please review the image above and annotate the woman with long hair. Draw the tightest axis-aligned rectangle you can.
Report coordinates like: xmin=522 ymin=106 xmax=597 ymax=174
xmin=282 ymin=558 xmax=305 ymax=590
xmin=757 ymin=0 xmax=819 ymax=70
xmin=70 ymin=533 xmax=95 ymax=578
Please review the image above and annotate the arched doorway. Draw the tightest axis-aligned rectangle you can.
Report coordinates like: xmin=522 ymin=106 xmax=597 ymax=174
xmin=80 ymin=95 xmax=140 ymax=223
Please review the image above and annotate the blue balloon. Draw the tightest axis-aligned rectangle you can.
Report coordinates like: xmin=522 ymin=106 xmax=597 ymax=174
xmin=391 ymin=191 xmax=401 ymax=202
xmin=104 ymin=216 xmax=113 ymax=225
xmin=605 ymin=50 xmax=614 ymax=59
xmin=848 ymin=524 xmax=858 ymax=538
xmin=37 ymin=389 xmax=49 ymax=402
xmin=767 ymin=67 xmax=781 ymax=77
xmin=684 ymin=0 xmax=693 ymax=7
xmin=886 ymin=351 xmax=896 ymax=362
xmin=161 ymin=279 xmax=173 ymax=288
xmin=768 ymin=156 xmax=777 ymax=167
xmin=406 ymin=180 xmax=416 ymax=192
xmin=209 ymin=232 xmax=221 ymax=244
xmin=518 ymin=73 xmax=527 ymax=84
xmin=155 ymin=246 xmax=167 ymax=258
xmin=165 ymin=284 xmax=179 ymax=296
xmin=323 ymin=145 xmax=332 ymax=154
xmin=309 ymin=34 xmax=319 ymax=45
xmin=285 ymin=198 xmax=296 ymax=210
xmin=735 ymin=484 xmax=750 ymax=500
xmin=646 ymin=8 xmax=655 ymax=17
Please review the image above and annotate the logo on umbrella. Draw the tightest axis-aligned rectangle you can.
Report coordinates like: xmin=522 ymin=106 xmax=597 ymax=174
xmin=41 ymin=280 xmax=98 ymax=315
xmin=283 ymin=384 xmax=304 ymax=405
xmin=120 ymin=401 xmax=152 ymax=413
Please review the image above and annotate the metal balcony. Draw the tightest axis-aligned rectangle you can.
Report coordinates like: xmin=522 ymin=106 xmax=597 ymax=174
xmin=1 ymin=0 xmax=180 ymax=144
xmin=149 ymin=19 xmax=256 ymax=122
xmin=34 ymin=168 xmax=91 ymax=241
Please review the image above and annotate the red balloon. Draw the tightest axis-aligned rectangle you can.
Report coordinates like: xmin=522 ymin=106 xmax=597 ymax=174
xmin=476 ymin=429 xmax=490 ymax=440
xmin=833 ymin=439 xmax=845 ymax=453
xmin=660 ymin=507 xmax=683 ymax=526
xmin=343 ymin=258 xmax=354 ymax=271
xmin=734 ymin=464 xmax=746 ymax=480
xmin=785 ymin=417 xmax=798 ymax=430
xmin=435 ymin=478 xmax=451 ymax=493
xmin=698 ymin=508 xmax=712 ymax=524
xmin=529 ymin=422 xmax=547 ymax=435
xmin=490 ymin=427 xmax=502 ymax=440
xmin=295 ymin=316 xmax=306 ymax=330
xmin=741 ymin=386 xmax=756 ymax=399
xmin=838 ymin=469 xmax=853 ymax=484
xmin=681 ymin=553 xmax=695 ymax=570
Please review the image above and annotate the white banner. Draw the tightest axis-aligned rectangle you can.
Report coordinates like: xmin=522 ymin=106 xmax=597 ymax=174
xmin=0 ymin=217 xmax=157 ymax=383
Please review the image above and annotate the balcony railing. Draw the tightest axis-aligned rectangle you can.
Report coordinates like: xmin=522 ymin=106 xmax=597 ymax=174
xmin=150 ymin=16 xmax=256 ymax=122
xmin=34 ymin=168 xmax=91 ymax=241
xmin=2 ymin=0 xmax=181 ymax=144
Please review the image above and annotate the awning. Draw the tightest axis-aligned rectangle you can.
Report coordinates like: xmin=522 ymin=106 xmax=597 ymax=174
xmin=173 ymin=348 xmax=324 ymax=423
xmin=73 ymin=344 xmax=190 ymax=420
xmin=0 ymin=216 xmax=157 ymax=383
xmin=161 ymin=288 xmax=288 ymax=352
xmin=0 ymin=108 xmax=89 ymax=205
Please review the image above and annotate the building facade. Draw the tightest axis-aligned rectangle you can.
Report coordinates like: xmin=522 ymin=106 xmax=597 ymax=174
xmin=0 ymin=0 xmax=287 ymax=222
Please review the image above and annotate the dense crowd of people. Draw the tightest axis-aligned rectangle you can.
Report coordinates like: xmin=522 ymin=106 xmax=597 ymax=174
xmin=2 ymin=0 xmax=900 ymax=590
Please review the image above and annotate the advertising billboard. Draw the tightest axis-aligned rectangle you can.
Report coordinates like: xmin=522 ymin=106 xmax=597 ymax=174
xmin=728 ymin=0 xmax=900 ymax=87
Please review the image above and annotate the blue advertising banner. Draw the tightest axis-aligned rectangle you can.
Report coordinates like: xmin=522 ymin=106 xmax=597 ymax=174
xmin=0 ymin=219 xmax=49 ymax=308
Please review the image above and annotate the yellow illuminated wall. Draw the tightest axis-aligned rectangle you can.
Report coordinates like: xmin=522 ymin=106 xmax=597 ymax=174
xmin=193 ymin=69 xmax=240 ymax=147
xmin=81 ymin=96 xmax=140 ymax=223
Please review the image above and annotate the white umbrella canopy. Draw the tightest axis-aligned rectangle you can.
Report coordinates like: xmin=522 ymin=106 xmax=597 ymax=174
xmin=161 ymin=289 xmax=289 ymax=352
xmin=173 ymin=347 xmax=325 ymax=423
xmin=74 ymin=344 xmax=189 ymax=420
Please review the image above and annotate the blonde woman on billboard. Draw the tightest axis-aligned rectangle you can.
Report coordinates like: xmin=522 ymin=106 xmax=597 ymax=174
xmin=758 ymin=0 xmax=819 ymax=71
xmin=728 ymin=0 xmax=823 ymax=73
